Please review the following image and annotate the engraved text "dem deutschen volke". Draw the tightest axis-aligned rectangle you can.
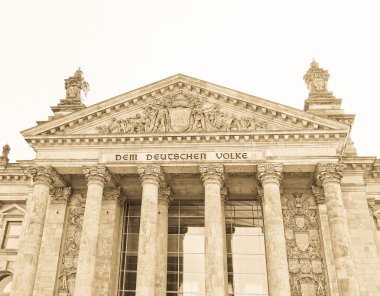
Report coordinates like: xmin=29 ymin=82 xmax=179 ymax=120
xmin=115 ymin=152 xmax=248 ymax=161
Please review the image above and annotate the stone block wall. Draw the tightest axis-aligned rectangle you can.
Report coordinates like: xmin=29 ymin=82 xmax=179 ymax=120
xmin=342 ymin=173 xmax=380 ymax=296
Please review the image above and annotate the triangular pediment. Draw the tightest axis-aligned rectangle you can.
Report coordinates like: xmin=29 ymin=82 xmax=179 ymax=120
xmin=22 ymin=74 xmax=349 ymax=141
xmin=0 ymin=204 xmax=25 ymax=215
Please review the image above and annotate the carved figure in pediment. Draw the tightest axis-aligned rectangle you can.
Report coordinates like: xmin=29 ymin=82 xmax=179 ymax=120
xmin=96 ymin=91 xmax=273 ymax=134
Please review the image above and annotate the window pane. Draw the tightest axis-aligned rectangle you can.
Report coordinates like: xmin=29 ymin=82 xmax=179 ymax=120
xmin=7 ymin=222 xmax=22 ymax=236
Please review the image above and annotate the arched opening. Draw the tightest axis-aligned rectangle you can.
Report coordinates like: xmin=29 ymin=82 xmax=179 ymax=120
xmin=0 ymin=273 xmax=13 ymax=296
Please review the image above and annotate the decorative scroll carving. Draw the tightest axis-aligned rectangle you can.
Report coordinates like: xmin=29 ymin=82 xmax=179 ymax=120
xmin=0 ymin=144 xmax=10 ymax=165
xmin=158 ymin=186 xmax=172 ymax=206
xmin=137 ymin=164 xmax=165 ymax=185
xmin=96 ymin=91 xmax=269 ymax=134
xmin=257 ymin=163 xmax=283 ymax=184
xmin=257 ymin=186 xmax=264 ymax=204
xmin=199 ymin=164 xmax=224 ymax=185
xmin=27 ymin=166 xmax=59 ymax=186
xmin=50 ymin=187 xmax=72 ymax=204
xmin=83 ymin=166 xmax=111 ymax=187
xmin=316 ymin=163 xmax=344 ymax=185
xmin=58 ymin=193 xmax=86 ymax=295
xmin=282 ymin=192 xmax=326 ymax=296
xmin=303 ymin=60 xmax=335 ymax=99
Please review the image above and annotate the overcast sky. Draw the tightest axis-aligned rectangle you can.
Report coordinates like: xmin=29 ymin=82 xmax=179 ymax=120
xmin=1 ymin=0 xmax=379 ymax=162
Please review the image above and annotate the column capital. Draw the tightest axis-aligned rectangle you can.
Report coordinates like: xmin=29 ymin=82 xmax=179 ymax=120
xmin=137 ymin=164 xmax=165 ymax=185
xmin=49 ymin=187 xmax=72 ymax=204
xmin=199 ymin=164 xmax=224 ymax=185
xmin=27 ymin=166 xmax=59 ymax=186
xmin=158 ymin=186 xmax=172 ymax=206
xmin=103 ymin=186 xmax=126 ymax=205
xmin=83 ymin=166 xmax=111 ymax=187
xmin=257 ymin=163 xmax=283 ymax=185
xmin=316 ymin=162 xmax=344 ymax=185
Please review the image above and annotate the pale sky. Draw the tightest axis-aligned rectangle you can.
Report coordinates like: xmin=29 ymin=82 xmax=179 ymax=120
xmin=1 ymin=0 xmax=379 ymax=162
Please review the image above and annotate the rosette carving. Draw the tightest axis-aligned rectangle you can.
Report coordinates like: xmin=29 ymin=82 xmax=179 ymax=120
xmin=27 ymin=166 xmax=59 ymax=186
xmin=137 ymin=164 xmax=165 ymax=185
xmin=83 ymin=166 xmax=111 ymax=187
xmin=257 ymin=163 xmax=283 ymax=184
xmin=50 ymin=187 xmax=72 ymax=204
xmin=316 ymin=163 xmax=344 ymax=184
xmin=158 ymin=186 xmax=172 ymax=206
xmin=199 ymin=164 xmax=224 ymax=185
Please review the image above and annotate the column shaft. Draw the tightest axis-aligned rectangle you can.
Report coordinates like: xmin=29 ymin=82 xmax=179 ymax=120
xmin=156 ymin=187 xmax=171 ymax=295
xmin=136 ymin=165 xmax=164 ymax=296
xmin=317 ymin=163 xmax=359 ymax=296
xmin=257 ymin=163 xmax=291 ymax=296
xmin=11 ymin=167 xmax=58 ymax=296
xmin=74 ymin=166 xmax=110 ymax=296
xmin=200 ymin=164 xmax=228 ymax=296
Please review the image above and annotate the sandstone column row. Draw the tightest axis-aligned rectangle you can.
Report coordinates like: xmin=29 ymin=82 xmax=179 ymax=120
xmin=11 ymin=162 xmax=360 ymax=296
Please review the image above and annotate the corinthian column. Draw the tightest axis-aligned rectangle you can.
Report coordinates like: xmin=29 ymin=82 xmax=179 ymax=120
xmin=136 ymin=164 xmax=164 ymax=296
xmin=11 ymin=166 xmax=58 ymax=296
xmin=74 ymin=166 xmax=111 ymax=296
xmin=316 ymin=163 xmax=359 ymax=296
xmin=257 ymin=163 xmax=291 ymax=296
xmin=200 ymin=164 xmax=228 ymax=296
xmin=156 ymin=186 xmax=172 ymax=296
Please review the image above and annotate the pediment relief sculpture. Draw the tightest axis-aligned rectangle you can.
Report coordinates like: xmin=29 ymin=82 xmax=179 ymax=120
xmin=95 ymin=91 xmax=272 ymax=134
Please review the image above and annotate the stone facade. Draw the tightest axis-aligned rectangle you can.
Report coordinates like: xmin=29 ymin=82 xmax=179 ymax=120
xmin=0 ymin=63 xmax=380 ymax=295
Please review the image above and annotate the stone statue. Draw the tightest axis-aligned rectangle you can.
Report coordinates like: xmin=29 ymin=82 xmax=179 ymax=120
xmin=64 ymin=68 xmax=90 ymax=103
xmin=0 ymin=144 xmax=10 ymax=164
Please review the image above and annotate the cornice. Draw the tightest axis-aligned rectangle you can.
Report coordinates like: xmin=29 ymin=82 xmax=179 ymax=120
xmin=22 ymin=74 xmax=349 ymax=138
xmin=24 ymin=129 xmax=348 ymax=148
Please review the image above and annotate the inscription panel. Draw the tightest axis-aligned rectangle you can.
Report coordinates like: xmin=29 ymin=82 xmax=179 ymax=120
xmin=100 ymin=151 xmax=263 ymax=163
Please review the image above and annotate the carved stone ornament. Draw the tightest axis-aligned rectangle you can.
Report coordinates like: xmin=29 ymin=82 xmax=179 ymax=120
xmin=199 ymin=164 xmax=224 ymax=185
xmin=0 ymin=144 xmax=10 ymax=165
xmin=316 ymin=163 xmax=344 ymax=185
xmin=282 ymin=192 xmax=326 ymax=296
xmin=83 ymin=166 xmax=111 ymax=187
xmin=158 ymin=186 xmax=172 ymax=206
xmin=27 ymin=166 xmax=59 ymax=186
xmin=257 ymin=186 xmax=264 ymax=204
xmin=96 ymin=91 xmax=270 ymax=134
xmin=220 ymin=187 xmax=229 ymax=205
xmin=64 ymin=68 xmax=89 ymax=103
xmin=303 ymin=60 xmax=334 ymax=99
xmin=257 ymin=163 xmax=283 ymax=184
xmin=59 ymin=193 xmax=86 ymax=295
xmin=137 ymin=164 xmax=165 ymax=185
xmin=311 ymin=186 xmax=325 ymax=204
xmin=103 ymin=187 xmax=126 ymax=205
xmin=50 ymin=187 xmax=72 ymax=204
xmin=367 ymin=197 xmax=375 ymax=216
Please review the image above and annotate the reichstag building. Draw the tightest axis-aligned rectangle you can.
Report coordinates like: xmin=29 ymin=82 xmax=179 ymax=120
xmin=1 ymin=61 xmax=380 ymax=296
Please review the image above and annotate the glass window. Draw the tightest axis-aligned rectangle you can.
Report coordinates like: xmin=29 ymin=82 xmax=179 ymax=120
xmin=2 ymin=221 xmax=22 ymax=249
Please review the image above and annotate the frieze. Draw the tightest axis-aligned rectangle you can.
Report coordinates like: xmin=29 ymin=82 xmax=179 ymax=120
xmin=282 ymin=192 xmax=326 ymax=296
xmin=96 ymin=91 xmax=270 ymax=134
